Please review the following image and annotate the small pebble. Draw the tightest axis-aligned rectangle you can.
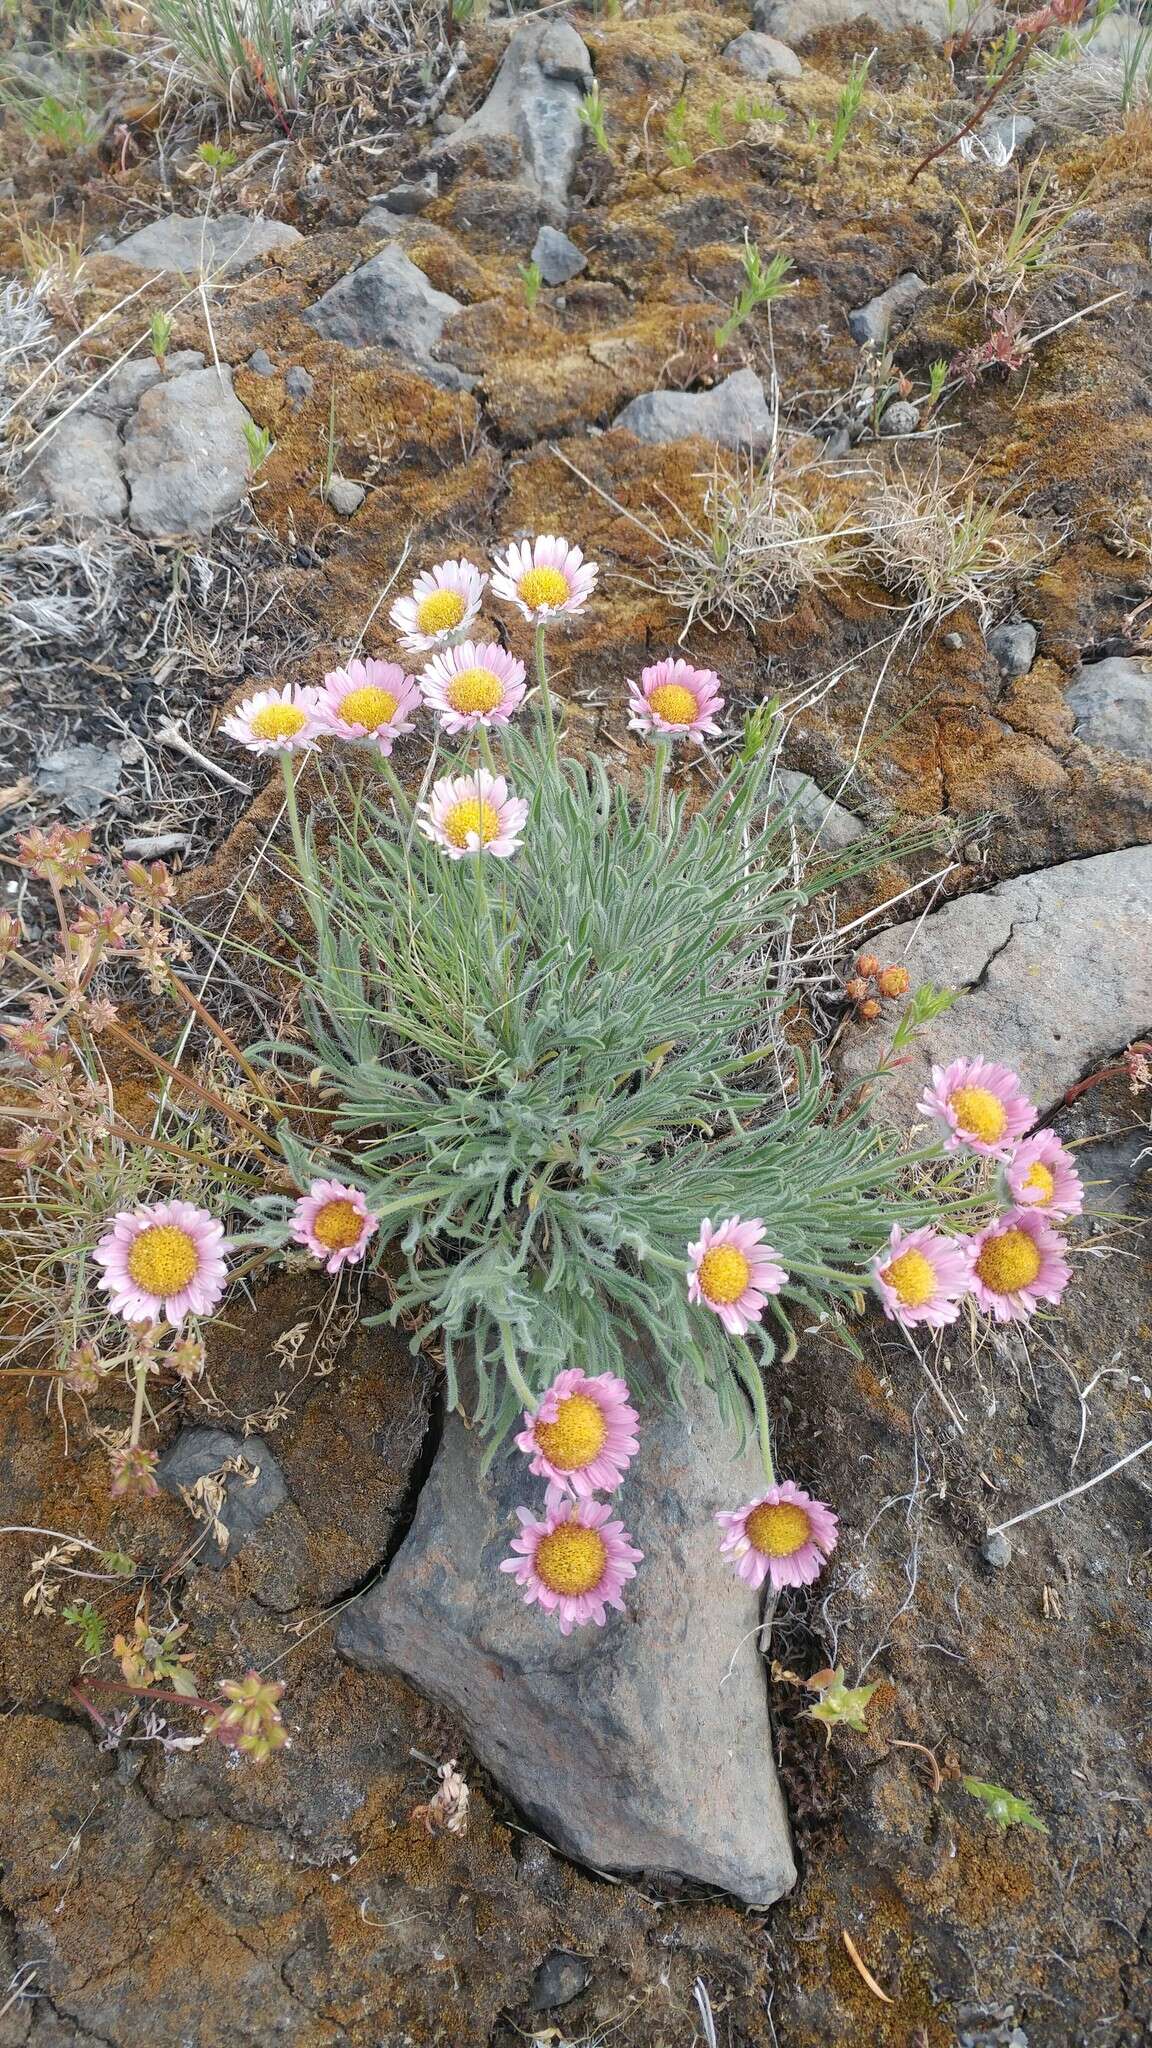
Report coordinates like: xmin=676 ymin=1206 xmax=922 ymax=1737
xmin=325 ymin=475 xmax=365 ymax=516
xmin=879 ymin=398 xmax=919 ymax=438
xmin=981 ymin=1530 xmax=1013 ymax=1569
xmin=942 ymin=631 xmax=965 ymax=651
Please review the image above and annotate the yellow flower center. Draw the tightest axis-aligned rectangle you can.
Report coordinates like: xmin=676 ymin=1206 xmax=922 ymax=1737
xmin=417 ymin=589 xmax=467 ymax=636
xmin=339 ymin=685 xmax=398 ymax=731
xmin=446 ymin=666 xmax=504 ymax=716
xmin=534 ymin=1392 xmax=607 ymax=1472
xmin=746 ymin=1501 xmax=811 ymax=1558
xmin=311 ymin=1198 xmax=365 ymax=1252
xmin=126 ymin=1224 xmax=200 ymax=1298
xmin=948 ymin=1085 xmax=1007 ymax=1146
xmin=535 ymin=1523 xmax=607 ymax=1596
xmin=880 ymin=1248 xmax=936 ymax=1308
xmin=647 ymin=681 xmax=699 ymax=726
xmin=1021 ymin=1162 xmax=1055 ymax=1205
xmin=249 ymin=702 xmax=307 ymax=742
xmin=443 ymin=797 xmax=500 ymax=849
xmin=697 ymin=1244 xmax=751 ymax=1306
xmin=517 ymin=565 xmax=570 ymax=611
xmin=975 ymin=1228 xmax=1042 ymax=1295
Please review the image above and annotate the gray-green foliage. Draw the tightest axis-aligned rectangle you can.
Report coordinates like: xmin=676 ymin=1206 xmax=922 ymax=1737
xmin=252 ymin=705 xmax=958 ymax=1448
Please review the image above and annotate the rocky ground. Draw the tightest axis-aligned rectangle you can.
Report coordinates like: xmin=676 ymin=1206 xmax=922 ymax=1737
xmin=1 ymin=0 xmax=1151 ymax=2041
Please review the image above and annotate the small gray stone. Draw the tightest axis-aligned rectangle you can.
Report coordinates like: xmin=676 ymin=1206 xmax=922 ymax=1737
xmin=848 ymin=271 xmax=927 ymax=347
xmin=37 ymin=743 xmax=122 ymax=819
xmin=981 ymin=1530 xmax=1013 ymax=1569
xmin=1065 ymin=655 xmax=1152 ymax=764
xmin=434 ymin=111 xmax=463 ymax=136
xmin=942 ymin=631 xmax=965 ymax=650
xmin=108 ymin=213 xmax=302 ymax=277
xmin=879 ymin=398 xmax=920 ymax=437
xmin=775 ymin=768 xmax=864 ymax=850
xmin=836 ymin=846 xmax=1152 ymax=1123
xmin=303 ymin=244 xmax=461 ymax=363
xmin=752 ymin=0 xmax=994 ymax=37
xmin=530 ymin=1952 xmax=590 ymax=2010
xmin=155 ymin=1426 xmax=287 ymax=1568
xmin=122 ymin=364 xmax=253 ymax=540
xmin=247 ymin=347 xmax=277 ymax=376
xmin=338 ymin=1374 xmax=795 ymax=1907
xmin=324 ymin=474 xmax=365 ymax=516
xmin=530 ymin=223 xmax=586 ymax=285
xmin=284 ymin=365 xmax=314 ymax=404
xmin=986 ymin=621 xmax=1037 ymax=678
xmin=22 ymin=413 xmax=126 ymax=524
xmin=724 ymin=29 xmax=803 ymax=78
xmin=373 ymin=176 xmax=438 ymax=216
xmin=612 ymin=367 xmax=775 ymax=450
xmin=430 ymin=17 xmax=593 ymax=211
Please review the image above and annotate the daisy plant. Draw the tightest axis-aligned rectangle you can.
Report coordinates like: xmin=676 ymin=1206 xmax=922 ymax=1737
xmin=235 ymin=537 xmax=977 ymax=1477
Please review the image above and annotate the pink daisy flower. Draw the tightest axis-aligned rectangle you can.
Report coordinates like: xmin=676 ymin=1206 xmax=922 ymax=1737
xmin=290 ymin=1178 xmax=378 ymax=1273
xmin=419 ymin=641 xmax=527 ymax=734
xmin=514 ymin=1367 xmax=639 ymax=1497
xmin=918 ymin=1057 xmax=1036 ymax=1159
xmin=626 ymin=658 xmax=724 ymax=743
xmin=1004 ymin=1129 xmax=1083 ymax=1221
xmin=313 ymin=659 xmax=420 ymax=756
xmin=221 ymin=684 xmax=320 ymax=756
xmin=500 ymin=1484 xmax=643 ymax=1634
xmin=490 ymin=534 xmax=598 ymax=621
xmin=871 ymin=1222 xmax=973 ymax=1331
xmin=965 ymin=1207 xmax=1071 ymax=1323
xmin=93 ymin=1200 xmax=231 ymax=1327
xmin=389 ymin=558 xmax=487 ymax=654
xmin=687 ymin=1215 xmax=787 ymax=1336
xmin=716 ymin=1482 xmax=839 ymax=1592
xmin=417 ymin=769 xmax=527 ymax=860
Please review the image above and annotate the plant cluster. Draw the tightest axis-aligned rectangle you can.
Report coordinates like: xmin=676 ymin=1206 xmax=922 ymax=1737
xmin=2 ymin=533 xmax=1086 ymax=1642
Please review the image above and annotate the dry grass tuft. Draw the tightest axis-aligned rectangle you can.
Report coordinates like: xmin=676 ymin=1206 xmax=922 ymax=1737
xmin=865 ymin=459 xmax=1046 ymax=626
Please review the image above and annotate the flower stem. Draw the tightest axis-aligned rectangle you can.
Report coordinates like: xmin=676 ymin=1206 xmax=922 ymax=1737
xmin=736 ymin=1340 xmax=776 ymax=1486
xmin=279 ymin=750 xmax=321 ymax=923
xmin=648 ymin=737 xmax=670 ymax=834
xmin=533 ymin=619 xmax=557 ymax=762
xmin=376 ymin=751 xmax=412 ymax=821
xmin=128 ymin=1353 xmax=150 ymax=1449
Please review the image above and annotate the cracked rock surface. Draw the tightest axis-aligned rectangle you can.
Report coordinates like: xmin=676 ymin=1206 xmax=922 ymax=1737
xmin=837 ymin=845 xmax=1152 ymax=1121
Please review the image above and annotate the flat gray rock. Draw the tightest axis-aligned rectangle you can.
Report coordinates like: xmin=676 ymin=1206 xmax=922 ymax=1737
xmin=22 ymin=413 xmax=126 ymax=524
xmin=531 ymin=223 xmax=587 ymax=285
xmin=752 ymin=0 xmax=993 ymax=37
xmin=774 ymin=768 xmax=864 ymax=850
xmin=1065 ymin=656 xmax=1152 ymax=764
xmin=37 ymin=743 xmax=122 ymax=818
xmin=430 ymin=18 xmax=593 ymax=211
xmin=108 ymin=213 xmax=301 ymax=277
xmin=337 ymin=1377 xmax=796 ymax=1907
xmin=122 ymin=365 xmax=252 ymax=539
xmin=612 ymin=367 xmax=775 ymax=449
xmin=848 ymin=271 xmax=927 ymax=347
xmin=156 ymin=1426 xmax=287 ymax=1568
xmin=837 ymin=847 xmax=1152 ymax=1126
xmin=724 ymin=29 xmax=803 ymax=77
xmin=303 ymin=244 xmax=460 ymax=363
xmin=88 ymin=350 xmax=206 ymax=419
xmin=987 ymin=621 xmax=1038 ymax=678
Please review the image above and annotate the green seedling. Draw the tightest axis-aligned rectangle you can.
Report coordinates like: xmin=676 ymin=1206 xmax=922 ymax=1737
xmin=714 ymin=241 xmax=795 ymax=349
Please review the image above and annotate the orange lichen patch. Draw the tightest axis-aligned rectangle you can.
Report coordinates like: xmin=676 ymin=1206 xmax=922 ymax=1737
xmin=232 ymin=356 xmax=492 ymax=553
